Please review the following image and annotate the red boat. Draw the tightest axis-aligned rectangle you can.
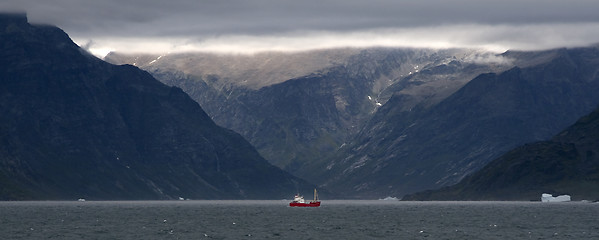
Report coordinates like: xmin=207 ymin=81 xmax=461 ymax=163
xmin=289 ymin=189 xmax=321 ymax=207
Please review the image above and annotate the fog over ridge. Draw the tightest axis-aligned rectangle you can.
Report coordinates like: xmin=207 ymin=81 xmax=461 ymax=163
xmin=2 ymin=0 xmax=599 ymax=55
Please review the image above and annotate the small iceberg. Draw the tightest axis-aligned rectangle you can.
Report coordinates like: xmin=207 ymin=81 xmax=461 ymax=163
xmin=541 ymin=193 xmax=571 ymax=202
xmin=379 ymin=196 xmax=399 ymax=201
xmin=77 ymin=198 xmax=86 ymax=202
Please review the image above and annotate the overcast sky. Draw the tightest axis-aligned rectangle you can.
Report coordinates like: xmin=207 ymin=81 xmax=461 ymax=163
xmin=3 ymin=0 xmax=599 ymax=56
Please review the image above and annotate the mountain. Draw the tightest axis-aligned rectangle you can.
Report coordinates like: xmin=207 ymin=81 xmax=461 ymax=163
xmin=106 ymin=48 xmax=510 ymax=177
xmin=105 ymin=25 xmax=599 ymax=200
xmin=0 ymin=13 xmax=315 ymax=200
xmin=319 ymin=47 xmax=599 ymax=198
xmin=403 ymin=104 xmax=599 ymax=201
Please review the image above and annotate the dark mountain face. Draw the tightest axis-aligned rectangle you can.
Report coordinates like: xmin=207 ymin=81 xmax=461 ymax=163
xmin=107 ymin=49 xmax=509 ymax=177
xmin=320 ymin=47 xmax=599 ymax=198
xmin=104 ymin=25 xmax=599 ymax=200
xmin=403 ymin=104 xmax=599 ymax=201
xmin=0 ymin=14 xmax=314 ymax=200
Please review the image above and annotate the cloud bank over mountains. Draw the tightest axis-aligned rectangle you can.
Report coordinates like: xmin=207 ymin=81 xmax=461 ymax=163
xmin=3 ymin=0 xmax=599 ymax=55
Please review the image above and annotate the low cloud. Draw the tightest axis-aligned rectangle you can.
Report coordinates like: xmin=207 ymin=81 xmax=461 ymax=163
xmin=73 ymin=22 xmax=599 ymax=57
xmin=463 ymin=53 xmax=513 ymax=66
xmin=3 ymin=0 xmax=599 ymax=56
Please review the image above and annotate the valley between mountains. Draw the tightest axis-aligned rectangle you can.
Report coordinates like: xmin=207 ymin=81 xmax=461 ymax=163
xmin=108 ymin=44 xmax=599 ymax=199
xmin=2 ymin=13 xmax=599 ymax=200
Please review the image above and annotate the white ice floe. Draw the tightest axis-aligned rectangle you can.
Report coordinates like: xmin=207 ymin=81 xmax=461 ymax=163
xmin=541 ymin=193 xmax=571 ymax=202
xmin=379 ymin=196 xmax=398 ymax=201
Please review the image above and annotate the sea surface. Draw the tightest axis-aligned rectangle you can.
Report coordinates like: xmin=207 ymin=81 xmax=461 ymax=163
xmin=0 ymin=200 xmax=597 ymax=239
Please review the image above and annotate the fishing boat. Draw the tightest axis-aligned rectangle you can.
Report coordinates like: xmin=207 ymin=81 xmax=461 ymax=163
xmin=289 ymin=189 xmax=321 ymax=207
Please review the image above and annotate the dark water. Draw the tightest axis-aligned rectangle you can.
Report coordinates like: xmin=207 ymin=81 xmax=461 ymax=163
xmin=0 ymin=200 xmax=597 ymax=239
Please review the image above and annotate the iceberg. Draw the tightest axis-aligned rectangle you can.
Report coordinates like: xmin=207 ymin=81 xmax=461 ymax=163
xmin=541 ymin=193 xmax=571 ymax=202
xmin=379 ymin=196 xmax=398 ymax=201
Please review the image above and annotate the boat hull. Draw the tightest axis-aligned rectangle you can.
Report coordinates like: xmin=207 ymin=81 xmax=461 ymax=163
xmin=289 ymin=201 xmax=321 ymax=207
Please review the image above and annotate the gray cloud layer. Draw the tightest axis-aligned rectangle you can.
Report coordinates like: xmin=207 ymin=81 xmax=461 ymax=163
xmin=3 ymin=0 xmax=599 ymax=54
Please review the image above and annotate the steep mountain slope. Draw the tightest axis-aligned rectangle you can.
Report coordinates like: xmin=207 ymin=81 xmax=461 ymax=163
xmin=403 ymin=104 xmax=599 ymax=201
xmin=107 ymin=48 xmax=510 ymax=176
xmin=0 ymin=13 xmax=314 ymax=200
xmin=320 ymin=47 xmax=599 ymax=198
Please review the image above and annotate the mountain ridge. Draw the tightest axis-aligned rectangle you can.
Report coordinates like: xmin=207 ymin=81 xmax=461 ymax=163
xmin=318 ymin=46 xmax=599 ymax=198
xmin=402 ymin=103 xmax=599 ymax=201
xmin=105 ymin=29 xmax=599 ymax=199
xmin=107 ymin=48 xmax=511 ymax=177
xmin=0 ymin=13 xmax=315 ymax=200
